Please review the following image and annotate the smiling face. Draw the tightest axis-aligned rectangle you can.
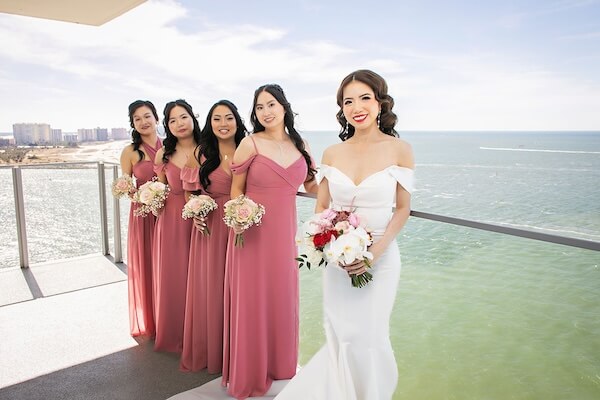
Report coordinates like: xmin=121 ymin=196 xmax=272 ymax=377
xmin=342 ymin=80 xmax=380 ymax=131
xmin=167 ymin=105 xmax=194 ymax=139
xmin=210 ymin=104 xmax=237 ymax=141
xmin=132 ymin=105 xmax=158 ymax=136
xmin=254 ymin=90 xmax=285 ymax=129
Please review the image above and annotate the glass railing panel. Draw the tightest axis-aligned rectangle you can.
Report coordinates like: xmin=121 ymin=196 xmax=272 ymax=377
xmin=18 ymin=166 xmax=103 ymax=265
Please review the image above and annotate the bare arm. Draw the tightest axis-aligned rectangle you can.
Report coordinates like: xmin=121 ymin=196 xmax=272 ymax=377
xmin=314 ymin=146 xmax=333 ymax=212
xmin=154 ymin=148 xmax=167 ymax=184
xmin=120 ymin=145 xmax=133 ymax=176
xmin=229 ymin=137 xmax=256 ymax=198
xmin=301 ymin=139 xmax=319 ymax=194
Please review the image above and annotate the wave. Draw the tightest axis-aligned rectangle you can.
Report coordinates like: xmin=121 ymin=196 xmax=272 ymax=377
xmin=490 ymin=221 xmax=600 ymax=240
xmin=480 ymin=147 xmax=600 ymax=154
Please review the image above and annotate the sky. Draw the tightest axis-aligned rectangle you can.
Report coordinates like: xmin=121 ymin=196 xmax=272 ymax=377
xmin=0 ymin=0 xmax=599 ymax=133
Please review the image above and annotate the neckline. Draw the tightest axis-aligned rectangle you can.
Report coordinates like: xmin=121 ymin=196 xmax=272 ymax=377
xmin=256 ymin=153 xmax=304 ymax=170
xmin=323 ymin=164 xmax=401 ymax=187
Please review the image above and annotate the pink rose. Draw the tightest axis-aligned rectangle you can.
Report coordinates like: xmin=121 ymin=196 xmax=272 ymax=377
xmin=348 ymin=212 xmax=360 ymax=228
xmin=334 ymin=220 xmax=351 ymax=232
xmin=139 ymin=189 xmax=153 ymax=205
xmin=320 ymin=208 xmax=337 ymax=221
xmin=235 ymin=204 xmax=253 ymax=222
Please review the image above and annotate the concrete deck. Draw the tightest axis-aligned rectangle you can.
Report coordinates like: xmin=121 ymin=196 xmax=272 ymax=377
xmin=0 ymin=254 xmax=215 ymax=400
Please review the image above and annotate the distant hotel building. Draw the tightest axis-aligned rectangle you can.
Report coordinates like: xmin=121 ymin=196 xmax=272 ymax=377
xmin=63 ymin=133 xmax=78 ymax=143
xmin=13 ymin=123 xmax=51 ymax=145
xmin=51 ymin=129 xmax=62 ymax=143
xmin=111 ymin=127 xmax=129 ymax=140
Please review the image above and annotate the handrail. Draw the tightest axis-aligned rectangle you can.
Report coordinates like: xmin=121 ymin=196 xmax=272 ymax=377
xmin=4 ymin=168 xmax=597 ymax=269
xmin=296 ymin=192 xmax=600 ymax=252
xmin=7 ymin=162 xmax=123 ymax=268
xmin=0 ymin=161 xmax=120 ymax=169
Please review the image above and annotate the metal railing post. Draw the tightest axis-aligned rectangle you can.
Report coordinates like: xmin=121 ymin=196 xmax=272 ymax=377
xmin=112 ymin=165 xmax=123 ymax=262
xmin=12 ymin=167 xmax=29 ymax=268
xmin=97 ymin=162 xmax=109 ymax=255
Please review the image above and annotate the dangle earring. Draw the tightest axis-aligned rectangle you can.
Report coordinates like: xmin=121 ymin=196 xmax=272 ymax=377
xmin=377 ymin=111 xmax=381 ymax=129
xmin=345 ymin=121 xmax=349 ymax=133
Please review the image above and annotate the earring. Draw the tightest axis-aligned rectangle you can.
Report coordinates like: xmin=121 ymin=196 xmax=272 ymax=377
xmin=377 ymin=111 xmax=381 ymax=128
xmin=345 ymin=121 xmax=349 ymax=133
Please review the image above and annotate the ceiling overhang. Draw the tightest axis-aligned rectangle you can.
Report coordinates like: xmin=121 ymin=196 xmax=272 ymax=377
xmin=0 ymin=0 xmax=147 ymax=26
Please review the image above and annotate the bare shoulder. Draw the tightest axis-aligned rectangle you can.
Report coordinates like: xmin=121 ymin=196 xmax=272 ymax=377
xmin=321 ymin=142 xmax=345 ymax=164
xmin=155 ymin=147 xmax=165 ymax=164
xmin=120 ymin=143 xmax=134 ymax=157
xmin=389 ymin=137 xmax=414 ymax=169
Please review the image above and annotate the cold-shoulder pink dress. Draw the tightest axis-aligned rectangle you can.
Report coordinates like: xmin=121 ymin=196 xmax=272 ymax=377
xmin=152 ymin=161 xmax=193 ymax=353
xmin=180 ymin=165 xmax=232 ymax=373
xmin=127 ymin=139 xmax=162 ymax=337
xmin=222 ymin=138 xmax=308 ymax=399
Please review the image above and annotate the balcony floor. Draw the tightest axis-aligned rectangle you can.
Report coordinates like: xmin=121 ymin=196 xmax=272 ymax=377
xmin=0 ymin=254 xmax=215 ymax=400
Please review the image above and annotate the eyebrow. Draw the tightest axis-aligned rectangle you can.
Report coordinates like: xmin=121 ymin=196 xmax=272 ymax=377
xmin=344 ymin=92 xmax=371 ymax=100
xmin=213 ymin=113 xmax=234 ymax=117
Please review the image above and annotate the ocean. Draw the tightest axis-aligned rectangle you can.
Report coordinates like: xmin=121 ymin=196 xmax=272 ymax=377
xmin=1 ymin=131 xmax=599 ymax=399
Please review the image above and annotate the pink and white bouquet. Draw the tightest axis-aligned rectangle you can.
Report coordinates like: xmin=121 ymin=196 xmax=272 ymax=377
xmin=296 ymin=208 xmax=373 ymax=288
xmin=181 ymin=194 xmax=218 ymax=235
xmin=133 ymin=178 xmax=169 ymax=217
xmin=111 ymin=174 xmax=135 ymax=199
xmin=223 ymin=194 xmax=265 ymax=247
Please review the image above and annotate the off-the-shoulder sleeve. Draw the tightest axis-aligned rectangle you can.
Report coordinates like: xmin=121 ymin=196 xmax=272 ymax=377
xmin=181 ymin=166 xmax=201 ymax=191
xmin=230 ymin=155 xmax=256 ymax=175
xmin=153 ymin=162 xmax=166 ymax=175
xmin=318 ymin=164 xmax=332 ymax=183
xmin=388 ymin=166 xmax=415 ymax=194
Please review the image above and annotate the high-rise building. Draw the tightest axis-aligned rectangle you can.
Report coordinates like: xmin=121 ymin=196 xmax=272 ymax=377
xmin=111 ymin=127 xmax=129 ymax=140
xmin=63 ymin=133 xmax=78 ymax=143
xmin=95 ymin=127 xmax=109 ymax=141
xmin=13 ymin=123 xmax=52 ymax=145
xmin=77 ymin=128 xmax=95 ymax=142
xmin=51 ymin=129 xmax=62 ymax=144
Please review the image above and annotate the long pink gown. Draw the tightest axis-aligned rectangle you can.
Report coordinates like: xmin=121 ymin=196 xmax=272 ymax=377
xmin=127 ymin=139 xmax=162 ymax=337
xmin=222 ymin=138 xmax=308 ymax=399
xmin=152 ymin=161 xmax=193 ymax=353
xmin=180 ymin=165 xmax=232 ymax=373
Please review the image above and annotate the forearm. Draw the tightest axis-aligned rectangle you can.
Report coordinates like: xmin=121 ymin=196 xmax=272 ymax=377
xmin=373 ymin=205 xmax=410 ymax=250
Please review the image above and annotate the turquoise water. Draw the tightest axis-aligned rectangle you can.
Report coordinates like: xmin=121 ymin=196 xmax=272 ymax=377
xmin=1 ymin=131 xmax=599 ymax=398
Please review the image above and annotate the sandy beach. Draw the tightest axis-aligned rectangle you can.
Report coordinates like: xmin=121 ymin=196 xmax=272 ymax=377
xmin=0 ymin=140 xmax=130 ymax=165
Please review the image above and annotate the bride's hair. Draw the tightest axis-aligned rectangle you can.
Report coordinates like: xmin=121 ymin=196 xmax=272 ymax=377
xmin=336 ymin=69 xmax=398 ymax=141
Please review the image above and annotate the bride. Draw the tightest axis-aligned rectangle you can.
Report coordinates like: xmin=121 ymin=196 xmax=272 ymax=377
xmin=276 ymin=70 xmax=415 ymax=399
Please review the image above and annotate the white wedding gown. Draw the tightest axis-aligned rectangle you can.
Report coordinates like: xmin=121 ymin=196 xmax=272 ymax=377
xmin=275 ymin=164 xmax=415 ymax=400
xmin=166 ymin=164 xmax=414 ymax=400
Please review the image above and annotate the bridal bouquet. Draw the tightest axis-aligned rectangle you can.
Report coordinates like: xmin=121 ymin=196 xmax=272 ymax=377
xmin=296 ymin=208 xmax=373 ymax=288
xmin=223 ymin=194 xmax=265 ymax=247
xmin=133 ymin=178 xmax=169 ymax=217
xmin=182 ymin=194 xmax=218 ymax=235
xmin=111 ymin=174 xmax=135 ymax=199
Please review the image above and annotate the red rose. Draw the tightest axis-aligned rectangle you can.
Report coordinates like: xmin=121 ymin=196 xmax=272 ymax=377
xmin=313 ymin=229 xmax=337 ymax=249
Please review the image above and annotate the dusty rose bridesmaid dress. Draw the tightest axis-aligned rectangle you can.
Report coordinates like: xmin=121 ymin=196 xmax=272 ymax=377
xmin=180 ymin=165 xmax=232 ymax=373
xmin=127 ymin=138 xmax=162 ymax=337
xmin=222 ymin=137 xmax=308 ymax=399
xmin=152 ymin=161 xmax=193 ymax=353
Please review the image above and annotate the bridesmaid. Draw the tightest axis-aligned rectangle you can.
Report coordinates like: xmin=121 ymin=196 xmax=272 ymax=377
xmin=120 ymin=100 xmax=162 ymax=337
xmin=152 ymin=99 xmax=201 ymax=353
xmin=222 ymin=84 xmax=318 ymax=399
xmin=180 ymin=100 xmax=247 ymax=373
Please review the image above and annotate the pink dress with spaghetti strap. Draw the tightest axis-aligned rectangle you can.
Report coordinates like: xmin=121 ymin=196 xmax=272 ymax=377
xmin=127 ymin=138 xmax=162 ymax=337
xmin=222 ymin=137 xmax=308 ymax=399
xmin=180 ymin=164 xmax=232 ymax=373
xmin=152 ymin=161 xmax=193 ymax=353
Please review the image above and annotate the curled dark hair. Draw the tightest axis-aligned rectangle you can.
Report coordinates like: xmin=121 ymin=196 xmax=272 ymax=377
xmin=336 ymin=69 xmax=398 ymax=141
xmin=198 ymin=100 xmax=248 ymax=192
xmin=250 ymin=84 xmax=316 ymax=182
xmin=162 ymin=99 xmax=202 ymax=163
xmin=128 ymin=100 xmax=158 ymax=161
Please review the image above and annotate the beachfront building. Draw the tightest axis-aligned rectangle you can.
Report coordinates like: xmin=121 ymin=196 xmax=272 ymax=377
xmin=96 ymin=127 xmax=109 ymax=141
xmin=111 ymin=127 xmax=128 ymax=140
xmin=63 ymin=133 xmax=78 ymax=143
xmin=51 ymin=129 xmax=62 ymax=144
xmin=13 ymin=123 xmax=51 ymax=145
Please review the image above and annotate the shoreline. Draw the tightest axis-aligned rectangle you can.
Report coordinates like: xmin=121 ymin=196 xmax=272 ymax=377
xmin=0 ymin=140 xmax=130 ymax=165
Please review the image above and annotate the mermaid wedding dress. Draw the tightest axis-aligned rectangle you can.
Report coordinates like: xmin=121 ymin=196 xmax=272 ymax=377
xmin=275 ymin=164 xmax=415 ymax=400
